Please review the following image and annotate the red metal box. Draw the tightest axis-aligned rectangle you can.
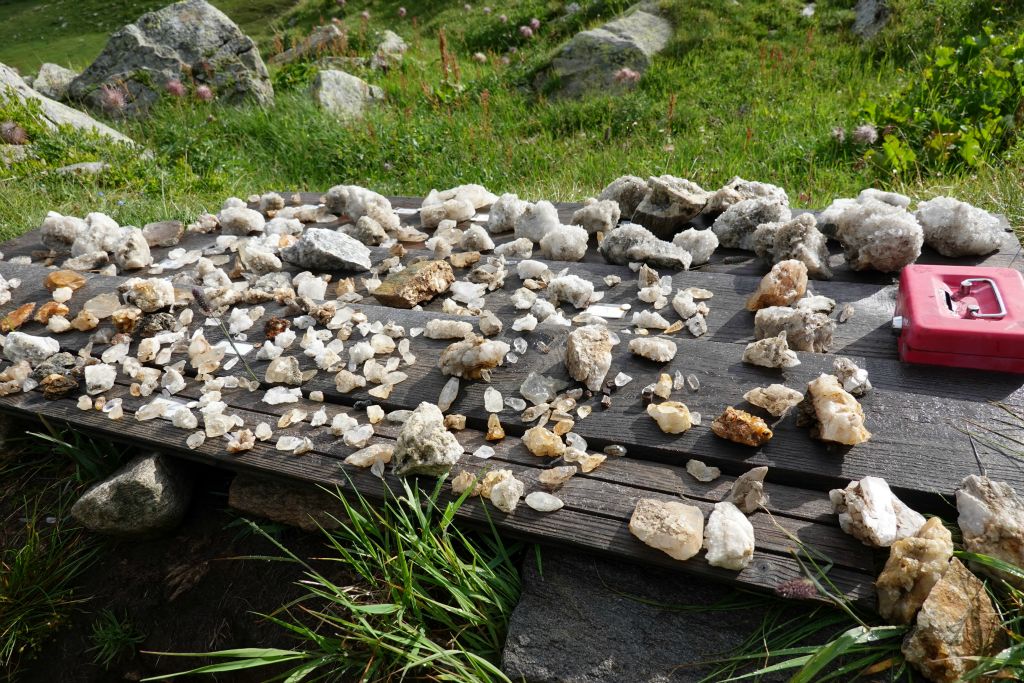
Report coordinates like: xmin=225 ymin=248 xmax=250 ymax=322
xmin=894 ymin=265 xmax=1024 ymax=373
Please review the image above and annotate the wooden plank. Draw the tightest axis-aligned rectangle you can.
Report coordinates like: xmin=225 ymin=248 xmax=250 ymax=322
xmin=0 ymin=386 xmax=876 ymax=605
xmin=1 ymin=261 xmax=1021 ymax=505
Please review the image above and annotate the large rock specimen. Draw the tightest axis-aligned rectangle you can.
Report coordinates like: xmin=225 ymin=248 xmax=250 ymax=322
xmin=70 ymin=453 xmax=192 ymax=537
xmin=372 ymin=260 xmax=453 ymax=308
xmin=33 ymin=63 xmax=78 ymax=100
xmin=280 ymin=228 xmax=371 ymax=272
xmin=311 ymin=69 xmax=384 ymax=120
xmin=798 ymin=374 xmax=870 ymax=446
xmin=537 ymin=3 xmax=673 ymax=99
xmin=703 ymin=501 xmax=755 ymax=570
xmin=566 ymin=325 xmax=614 ymax=391
xmin=915 ymin=196 xmax=1007 ymax=258
xmin=852 ymin=0 xmax=890 ymax=40
xmin=631 ymin=175 xmax=709 ymax=239
xmin=629 ymin=497 xmax=704 ymax=561
xmin=876 ymin=517 xmax=953 ymax=624
xmin=829 ymin=476 xmax=924 ymax=547
xmin=392 ymin=402 xmax=463 ymax=477
xmin=0 ymin=63 xmax=132 ymax=144
xmin=902 ymin=559 xmax=1003 ymax=683
xmin=68 ymin=0 xmax=274 ymax=116
xmin=956 ymin=475 xmax=1024 ymax=587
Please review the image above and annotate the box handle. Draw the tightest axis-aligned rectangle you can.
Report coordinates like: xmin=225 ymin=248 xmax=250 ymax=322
xmin=960 ymin=278 xmax=1006 ymax=319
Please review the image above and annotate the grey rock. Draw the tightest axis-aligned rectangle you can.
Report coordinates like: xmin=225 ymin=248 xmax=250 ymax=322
xmin=852 ymin=0 xmax=889 ymax=40
xmin=372 ymin=30 xmax=408 ymax=70
xmin=502 ymin=548 xmax=810 ymax=682
xmin=70 ymin=453 xmax=192 ymax=537
xmin=0 ymin=63 xmax=133 ymax=144
xmin=54 ymin=161 xmax=109 ymax=176
xmin=34 ymin=63 xmax=78 ymax=100
xmin=142 ymin=219 xmax=184 ymax=247
xmin=280 ymin=227 xmax=371 ymax=271
xmin=0 ymin=144 xmax=31 ymax=166
xmin=269 ymin=24 xmax=346 ymax=65
xmin=310 ymin=69 xmax=384 ymax=120
xmin=600 ymin=222 xmax=691 ymax=269
xmin=68 ymin=0 xmax=274 ymax=117
xmin=537 ymin=3 xmax=673 ymax=99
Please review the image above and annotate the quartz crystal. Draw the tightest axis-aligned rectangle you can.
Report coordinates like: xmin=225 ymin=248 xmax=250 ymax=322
xmin=797 ymin=374 xmax=870 ymax=445
xmin=571 ymin=198 xmax=621 ymax=235
xmin=3 ymin=332 xmax=60 ymax=365
xmin=424 ymin=319 xmax=474 ymax=339
xmin=956 ymin=475 xmax=1024 ymax=586
xmin=730 ymin=466 xmax=770 ymax=513
xmin=84 ymin=363 xmax=116 ymax=395
xmin=263 ymin=386 xmax=301 ymax=405
xmin=915 ymin=196 xmax=1005 ymax=258
xmin=523 ymin=426 xmax=565 ymax=457
xmin=438 ymin=336 xmax=510 ymax=380
xmin=703 ymin=501 xmax=755 ymax=570
xmin=712 ymin=197 xmax=791 ymax=250
xmin=754 ymin=306 xmax=834 ymax=353
xmin=628 ymin=337 xmax=677 ymax=363
xmin=565 ymin=325 xmax=614 ymax=392
xmin=820 ymin=196 xmax=923 ymax=272
xmin=833 ymin=357 xmax=871 ymax=397
xmin=829 ymin=476 xmax=925 ymax=547
xmin=392 ymin=402 xmax=463 ymax=477
xmin=876 ymin=517 xmax=953 ymax=624
xmin=490 ymin=476 xmax=526 ymax=514
xmin=486 ymin=413 xmax=505 ymax=441
xmin=711 ymin=407 xmax=773 ymax=447
xmin=525 ymin=491 xmax=565 ymax=512
xmin=685 ymin=459 xmax=721 ymax=482
xmin=548 ymin=274 xmax=596 ymax=309
xmin=629 ymin=498 xmax=704 ymax=561
xmin=671 ymin=228 xmax=719 ymax=266
xmin=742 ymin=333 xmax=800 ymax=369
xmin=484 ymin=387 xmax=503 ymax=413
xmin=647 ymin=402 xmax=692 ymax=434
xmin=746 ymin=260 xmax=808 ymax=311
xmin=539 ymin=223 xmax=589 ymax=262
xmin=743 ymin=384 xmax=803 ymax=417
xmin=539 ymin=465 xmax=577 ymax=490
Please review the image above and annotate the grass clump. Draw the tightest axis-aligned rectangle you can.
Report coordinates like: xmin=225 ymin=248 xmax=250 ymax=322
xmin=86 ymin=609 xmax=146 ymax=668
xmin=145 ymin=478 xmax=522 ymax=682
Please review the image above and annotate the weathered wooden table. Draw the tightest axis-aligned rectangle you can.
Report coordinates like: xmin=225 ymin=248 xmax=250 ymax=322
xmin=1 ymin=194 xmax=1021 ymax=609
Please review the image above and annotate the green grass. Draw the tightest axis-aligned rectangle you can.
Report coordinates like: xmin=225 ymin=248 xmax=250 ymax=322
xmin=86 ymin=609 xmax=146 ymax=668
xmin=145 ymin=478 xmax=522 ymax=682
xmin=2 ymin=0 xmax=1023 ymax=244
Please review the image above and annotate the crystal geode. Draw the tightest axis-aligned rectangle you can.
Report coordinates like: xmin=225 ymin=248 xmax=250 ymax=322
xmin=915 ymin=196 xmax=1006 ymax=258
xmin=821 ymin=196 xmax=923 ymax=272
xmin=392 ymin=402 xmax=463 ymax=477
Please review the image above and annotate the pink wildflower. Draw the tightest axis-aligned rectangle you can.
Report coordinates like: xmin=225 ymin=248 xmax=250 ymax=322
xmin=852 ymin=124 xmax=878 ymax=145
xmin=99 ymin=84 xmax=126 ymax=113
xmin=483 ymin=6 xmax=492 ymax=14
xmin=831 ymin=126 xmax=846 ymax=143
xmin=499 ymin=14 xmax=508 ymax=23
xmin=519 ymin=25 xmax=533 ymax=38
xmin=195 ymin=85 xmax=214 ymax=102
xmin=360 ymin=10 xmax=370 ymax=20
xmin=398 ymin=7 xmax=406 ymax=17
xmin=165 ymin=79 xmax=185 ymax=97
xmin=613 ymin=67 xmax=641 ymax=84
xmin=529 ymin=17 xmax=540 ymax=30
xmin=472 ymin=52 xmax=487 ymax=64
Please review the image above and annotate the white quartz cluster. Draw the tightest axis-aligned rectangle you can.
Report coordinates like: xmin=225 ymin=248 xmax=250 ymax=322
xmin=40 ymin=210 xmax=152 ymax=271
xmin=915 ymin=196 xmax=1006 ymax=257
xmin=830 ymin=476 xmax=925 ymax=547
xmin=820 ymin=194 xmax=922 ymax=272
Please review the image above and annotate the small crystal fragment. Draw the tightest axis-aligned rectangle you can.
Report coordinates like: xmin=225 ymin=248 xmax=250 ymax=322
xmin=438 ymin=377 xmax=460 ymax=412
xmin=490 ymin=476 xmax=525 ymax=514
xmin=703 ymin=501 xmax=755 ymax=570
xmin=743 ymin=384 xmax=803 ymax=417
xmin=487 ymin=413 xmax=505 ymax=441
xmin=473 ymin=445 xmax=496 ymax=459
xmin=628 ymin=337 xmax=677 ymax=363
xmin=187 ymin=432 xmax=206 ymax=449
xmin=525 ymin=491 xmax=564 ymax=513
xmin=484 ymin=387 xmax=503 ymax=413
xmin=686 ymin=459 xmax=721 ymax=482
xmin=647 ymin=402 xmax=692 ymax=434
xmin=730 ymin=466 xmax=770 ymax=513
xmin=654 ymin=373 xmax=672 ymax=399
xmin=686 ymin=374 xmax=699 ymax=392
xmin=522 ymin=426 xmax=565 ymax=457
xmin=711 ymin=407 xmax=773 ymax=447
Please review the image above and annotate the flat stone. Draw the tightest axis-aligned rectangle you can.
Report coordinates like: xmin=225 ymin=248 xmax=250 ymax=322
xmin=501 ymin=548 xmax=816 ymax=682
xmin=280 ymin=227 xmax=371 ymax=272
xmin=228 ymin=475 xmax=343 ymax=531
xmin=372 ymin=259 xmax=454 ymax=308
xmin=70 ymin=453 xmax=191 ymax=537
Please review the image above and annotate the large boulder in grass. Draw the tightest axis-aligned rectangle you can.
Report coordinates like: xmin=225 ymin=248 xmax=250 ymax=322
xmin=310 ymin=69 xmax=384 ymax=120
xmin=71 ymin=453 xmax=192 ymax=537
xmin=536 ymin=2 xmax=673 ymax=99
xmin=33 ymin=63 xmax=79 ymax=101
xmin=0 ymin=63 xmax=133 ymax=144
xmin=68 ymin=0 xmax=274 ymax=117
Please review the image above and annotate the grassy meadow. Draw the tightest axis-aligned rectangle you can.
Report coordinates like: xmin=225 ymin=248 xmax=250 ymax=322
xmin=1 ymin=0 xmax=1024 ymax=680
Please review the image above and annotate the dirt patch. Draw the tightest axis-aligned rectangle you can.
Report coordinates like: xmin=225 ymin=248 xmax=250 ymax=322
xmin=17 ymin=463 xmax=341 ymax=683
